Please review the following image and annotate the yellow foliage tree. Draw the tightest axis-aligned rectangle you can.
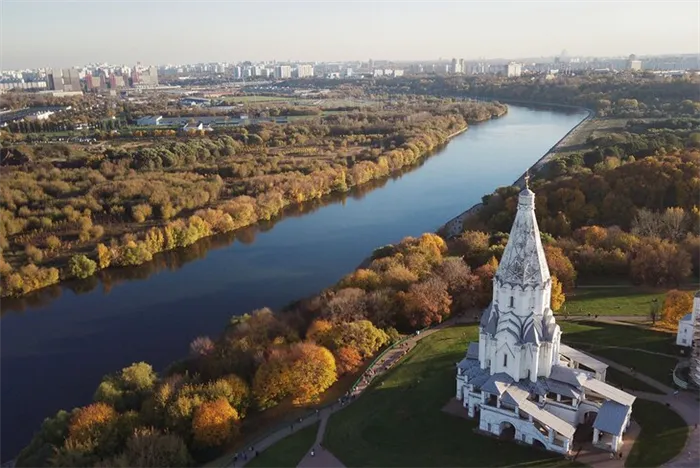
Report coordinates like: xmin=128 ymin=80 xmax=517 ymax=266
xmin=550 ymin=276 xmax=566 ymax=312
xmin=191 ymin=398 xmax=239 ymax=447
xmin=288 ymin=343 xmax=337 ymax=405
xmin=661 ymin=290 xmax=694 ymax=329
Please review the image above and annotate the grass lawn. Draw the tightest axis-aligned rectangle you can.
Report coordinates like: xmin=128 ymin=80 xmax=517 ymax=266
xmin=563 ymin=287 xmax=666 ymax=317
xmin=247 ymin=422 xmax=319 ymax=468
xmin=604 ymin=367 xmax=664 ymax=394
xmin=625 ymin=400 xmax=688 ymax=467
xmin=559 ymin=320 xmax=677 ymax=355
xmin=324 ymin=325 xmax=577 ymax=467
xmin=559 ymin=321 xmax=678 ymax=386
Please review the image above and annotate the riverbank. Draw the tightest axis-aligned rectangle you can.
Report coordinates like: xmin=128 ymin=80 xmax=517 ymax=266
xmin=2 ymin=104 xmax=507 ymax=299
xmin=3 ymin=106 xmax=584 ymax=464
xmin=440 ymin=106 xmax=593 ymax=237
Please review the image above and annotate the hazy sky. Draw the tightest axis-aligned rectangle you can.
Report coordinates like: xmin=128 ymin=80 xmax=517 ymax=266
xmin=2 ymin=0 xmax=698 ymax=69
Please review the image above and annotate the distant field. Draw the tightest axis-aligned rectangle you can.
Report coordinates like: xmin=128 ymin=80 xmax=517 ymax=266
xmin=563 ymin=286 xmax=667 ymax=317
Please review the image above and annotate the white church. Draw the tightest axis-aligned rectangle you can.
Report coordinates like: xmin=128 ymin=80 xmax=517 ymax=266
xmin=676 ymin=292 xmax=700 ymax=347
xmin=455 ymin=183 xmax=635 ymax=455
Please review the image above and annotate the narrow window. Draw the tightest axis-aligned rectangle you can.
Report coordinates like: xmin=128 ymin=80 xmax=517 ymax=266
xmin=503 ymin=354 xmax=508 ymax=367
xmin=509 ymin=296 xmax=514 ymax=308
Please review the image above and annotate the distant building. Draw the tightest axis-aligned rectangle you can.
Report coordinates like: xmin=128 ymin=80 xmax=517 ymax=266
xmin=182 ymin=121 xmax=213 ymax=133
xmin=450 ymin=58 xmax=464 ymax=74
xmin=274 ymin=65 xmax=292 ymax=79
xmin=233 ymin=66 xmax=243 ymax=80
xmin=506 ymin=62 xmax=523 ymax=77
xmin=627 ymin=60 xmax=642 ymax=71
xmin=691 ymin=292 xmax=700 ymax=387
xmin=47 ymin=68 xmax=82 ymax=92
xmin=136 ymin=115 xmax=163 ymax=126
xmin=295 ymin=64 xmax=314 ymax=78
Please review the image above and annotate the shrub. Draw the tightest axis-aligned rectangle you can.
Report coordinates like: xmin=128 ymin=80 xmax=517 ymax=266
xmin=68 ymin=255 xmax=97 ymax=279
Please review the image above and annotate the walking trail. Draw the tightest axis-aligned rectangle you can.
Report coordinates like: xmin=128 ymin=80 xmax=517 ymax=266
xmin=229 ymin=315 xmax=471 ymax=468
xmin=230 ymin=316 xmax=699 ymax=468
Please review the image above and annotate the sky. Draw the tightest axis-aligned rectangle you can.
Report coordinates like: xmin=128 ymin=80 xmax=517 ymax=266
xmin=2 ymin=0 xmax=698 ymax=69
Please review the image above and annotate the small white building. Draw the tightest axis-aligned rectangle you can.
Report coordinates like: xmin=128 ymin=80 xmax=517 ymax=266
xmin=136 ymin=115 xmax=163 ymax=126
xmin=677 ymin=292 xmax=700 ymax=347
xmin=456 ymin=183 xmax=635 ymax=455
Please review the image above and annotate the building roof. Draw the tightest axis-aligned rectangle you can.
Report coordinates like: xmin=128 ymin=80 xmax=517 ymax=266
xmin=549 ymin=365 xmax=590 ymax=388
xmin=593 ymin=400 xmax=631 ymax=436
xmin=582 ymin=378 xmax=636 ymax=407
xmin=481 ymin=373 xmax=514 ymax=396
xmin=494 ymin=188 xmax=551 ymax=287
xmin=559 ymin=344 xmax=609 ymax=373
xmin=517 ymin=398 xmax=576 ymax=439
xmin=467 ymin=342 xmax=480 ymax=360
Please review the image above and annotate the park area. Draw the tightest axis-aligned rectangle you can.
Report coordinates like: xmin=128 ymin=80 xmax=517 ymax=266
xmin=246 ymin=316 xmax=691 ymax=468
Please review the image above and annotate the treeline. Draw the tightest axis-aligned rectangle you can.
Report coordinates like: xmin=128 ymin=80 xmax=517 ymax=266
xmin=0 ymin=99 xmax=507 ymax=297
xmin=457 ymin=148 xmax=700 ymax=286
xmin=355 ymin=74 xmax=700 ymax=119
xmin=18 ymin=233 xmax=524 ymax=467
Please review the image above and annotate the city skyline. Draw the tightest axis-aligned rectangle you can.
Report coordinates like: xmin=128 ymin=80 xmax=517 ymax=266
xmin=2 ymin=0 xmax=698 ymax=69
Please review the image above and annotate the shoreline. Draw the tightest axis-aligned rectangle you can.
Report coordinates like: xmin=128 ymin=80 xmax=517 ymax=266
xmin=440 ymin=106 xmax=594 ymax=237
xmin=3 ymin=109 xmax=506 ymax=300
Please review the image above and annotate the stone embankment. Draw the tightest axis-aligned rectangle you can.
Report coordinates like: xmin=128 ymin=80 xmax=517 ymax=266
xmin=440 ymin=106 xmax=594 ymax=238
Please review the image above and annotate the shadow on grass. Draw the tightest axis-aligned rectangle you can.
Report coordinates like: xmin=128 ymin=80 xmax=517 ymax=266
xmin=324 ymin=325 xmax=577 ymax=467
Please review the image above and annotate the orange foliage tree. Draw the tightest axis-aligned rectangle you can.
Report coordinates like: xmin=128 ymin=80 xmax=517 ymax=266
xmin=334 ymin=346 xmax=363 ymax=375
xmin=191 ymin=398 xmax=240 ymax=447
xmin=68 ymin=402 xmax=118 ymax=444
xmin=550 ymin=276 xmax=566 ymax=312
xmin=661 ymin=289 xmax=694 ymax=328
xmin=398 ymin=277 xmax=452 ymax=328
xmin=544 ymin=245 xmax=577 ymax=291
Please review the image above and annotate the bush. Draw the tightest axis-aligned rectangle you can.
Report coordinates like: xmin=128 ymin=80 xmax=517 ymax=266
xmin=68 ymin=255 xmax=97 ymax=279
xmin=25 ymin=244 xmax=43 ymax=263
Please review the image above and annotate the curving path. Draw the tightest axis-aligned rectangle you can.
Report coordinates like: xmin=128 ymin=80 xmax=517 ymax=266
xmin=230 ymin=315 xmax=471 ymax=468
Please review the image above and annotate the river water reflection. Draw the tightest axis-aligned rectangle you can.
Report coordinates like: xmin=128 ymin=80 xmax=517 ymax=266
xmin=0 ymin=106 xmax=586 ymax=461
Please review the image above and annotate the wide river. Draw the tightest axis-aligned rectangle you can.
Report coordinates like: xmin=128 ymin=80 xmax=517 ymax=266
xmin=0 ymin=105 xmax=586 ymax=461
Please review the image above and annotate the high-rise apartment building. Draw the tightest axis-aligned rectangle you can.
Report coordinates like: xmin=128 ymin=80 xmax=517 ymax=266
xmin=295 ymin=64 xmax=314 ymax=78
xmin=274 ymin=65 xmax=292 ymax=79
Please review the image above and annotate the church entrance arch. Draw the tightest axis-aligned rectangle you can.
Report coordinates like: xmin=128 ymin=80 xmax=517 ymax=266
xmin=583 ymin=411 xmax=598 ymax=425
xmin=499 ymin=421 xmax=515 ymax=440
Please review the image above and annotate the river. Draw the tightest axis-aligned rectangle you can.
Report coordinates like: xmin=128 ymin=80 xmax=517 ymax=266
xmin=0 ymin=105 xmax=587 ymax=461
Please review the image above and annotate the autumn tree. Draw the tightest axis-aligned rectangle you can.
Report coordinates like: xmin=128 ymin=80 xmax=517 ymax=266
xmin=450 ymin=230 xmax=490 ymax=266
xmin=314 ymin=320 xmax=389 ymax=358
xmin=661 ymin=290 xmax=694 ymax=328
xmin=67 ymin=402 xmax=117 ymax=445
xmin=334 ymin=346 xmax=363 ymax=375
xmin=544 ymin=245 xmax=577 ymax=291
xmin=630 ymin=238 xmax=692 ymax=286
xmin=339 ymin=269 xmax=382 ymax=291
xmin=123 ymin=428 xmax=191 ymax=468
xmin=398 ymin=277 xmax=452 ymax=328
xmin=473 ymin=256 xmax=499 ymax=308
xmin=550 ymin=276 xmax=566 ymax=312
xmin=192 ymin=398 xmax=239 ymax=447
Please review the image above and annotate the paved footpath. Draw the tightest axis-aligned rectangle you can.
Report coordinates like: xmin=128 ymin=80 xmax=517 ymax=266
xmin=229 ymin=315 xmax=471 ymax=467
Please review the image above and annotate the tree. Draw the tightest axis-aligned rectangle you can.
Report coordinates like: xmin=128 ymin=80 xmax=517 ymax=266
xmin=287 ymin=343 xmax=337 ymax=404
xmin=46 ymin=235 xmax=62 ymax=251
xmin=550 ymin=276 xmax=566 ymax=312
xmin=630 ymin=238 xmax=692 ymax=286
xmin=67 ymin=402 xmax=117 ymax=445
xmin=339 ymin=269 xmax=382 ymax=291
xmin=315 ymin=320 xmax=389 ymax=357
xmin=451 ymin=231 xmax=491 ymax=266
xmin=334 ymin=346 xmax=362 ymax=375
xmin=190 ymin=336 xmax=215 ymax=357
xmin=306 ymin=319 xmax=333 ymax=342
xmin=473 ymin=257 xmax=498 ymax=308
xmin=661 ymin=290 xmax=694 ymax=328
xmin=323 ymin=288 xmax=367 ymax=322
xmin=68 ymin=254 xmax=97 ymax=279
xmin=124 ymin=428 xmax=191 ymax=468
xmin=398 ymin=277 xmax=452 ymax=328
xmin=544 ymin=245 xmax=577 ymax=291
xmin=220 ymin=374 xmax=251 ymax=416
xmin=96 ymin=243 xmax=112 ymax=269
xmin=192 ymin=398 xmax=239 ymax=447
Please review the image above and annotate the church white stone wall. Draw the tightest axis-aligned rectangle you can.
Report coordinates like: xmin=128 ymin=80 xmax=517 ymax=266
xmin=456 ymin=184 xmax=635 ymax=456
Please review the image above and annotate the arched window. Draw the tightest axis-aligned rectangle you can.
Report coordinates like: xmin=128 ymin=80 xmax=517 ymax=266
xmin=503 ymin=354 xmax=508 ymax=367
xmin=509 ymin=296 xmax=514 ymax=308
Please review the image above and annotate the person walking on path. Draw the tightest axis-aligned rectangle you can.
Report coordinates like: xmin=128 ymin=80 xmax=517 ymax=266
xmin=310 ymin=448 xmax=315 ymax=457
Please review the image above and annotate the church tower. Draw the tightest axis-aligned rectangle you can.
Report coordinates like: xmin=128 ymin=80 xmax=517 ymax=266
xmin=479 ymin=179 xmax=561 ymax=382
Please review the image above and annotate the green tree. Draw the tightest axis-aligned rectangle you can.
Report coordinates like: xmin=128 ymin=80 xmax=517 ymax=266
xmin=68 ymin=254 xmax=97 ymax=279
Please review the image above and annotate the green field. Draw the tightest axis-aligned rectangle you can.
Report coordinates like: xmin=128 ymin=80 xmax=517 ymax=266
xmin=560 ymin=321 xmax=678 ymax=386
xmin=604 ymin=367 xmax=664 ymax=394
xmin=625 ymin=400 xmax=688 ymax=467
xmin=247 ymin=422 xmax=319 ymax=468
xmin=563 ymin=287 xmax=666 ymax=317
xmin=323 ymin=325 xmax=576 ymax=467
